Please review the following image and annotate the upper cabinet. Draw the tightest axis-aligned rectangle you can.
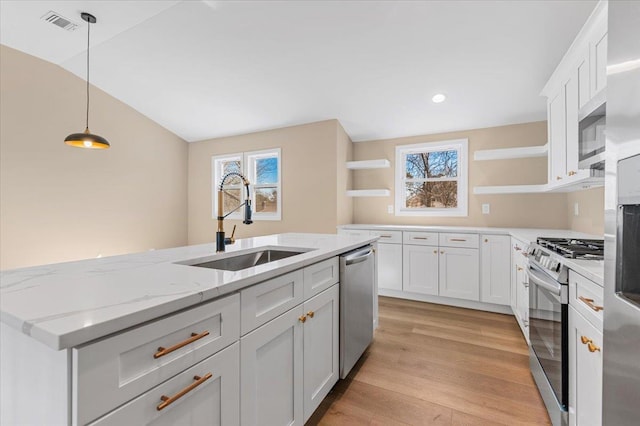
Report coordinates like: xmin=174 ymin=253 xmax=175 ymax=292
xmin=542 ymin=1 xmax=607 ymax=191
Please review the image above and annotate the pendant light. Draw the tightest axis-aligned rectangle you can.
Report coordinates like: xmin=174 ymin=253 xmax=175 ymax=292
xmin=64 ymin=12 xmax=110 ymax=149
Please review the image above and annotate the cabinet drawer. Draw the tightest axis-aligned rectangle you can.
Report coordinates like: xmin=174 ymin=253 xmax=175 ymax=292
xmin=569 ymin=271 xmax=603 ymax=330
xmin=241 ymin=269 xmax=304 ymax=335
xmin=369 ymin=230 xmax=402 ymax=244
xmin=304 ymin=257 xmax=339 ymax=299
xmin=74 ymin=293 xmax=240 ymax=426
xmin=403 ymin=231 xmax=438 ymax=246
xmin=439 ymin=233 xmax=479 ymax=249
xmin=89 ymin=342 xmax=240 ymax=426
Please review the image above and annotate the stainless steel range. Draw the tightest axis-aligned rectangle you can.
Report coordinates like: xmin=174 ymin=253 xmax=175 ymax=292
xmin=527 ymin=237 xmax=604 ymax=426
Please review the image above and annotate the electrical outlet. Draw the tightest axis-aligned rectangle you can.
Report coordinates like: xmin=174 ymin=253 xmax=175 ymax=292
xmin=482 ymin=204 xmax=490 ymax=215
xmin=387 ymin=205 xmax=394 ymax=214
xmin=574 ymin=202 xmax=579 ymax=216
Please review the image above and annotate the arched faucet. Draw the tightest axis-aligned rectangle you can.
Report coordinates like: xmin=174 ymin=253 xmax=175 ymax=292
xmin=216 ymin=172 xmax=253 ymax=252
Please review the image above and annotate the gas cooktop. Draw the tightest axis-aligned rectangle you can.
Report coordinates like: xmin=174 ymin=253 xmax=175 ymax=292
xmin=536 ymin=237 xmax=604 ymax=260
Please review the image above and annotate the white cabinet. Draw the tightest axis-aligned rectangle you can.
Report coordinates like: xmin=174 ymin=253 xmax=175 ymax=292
xmin=241 ymin=305 xmax=304 ymax=426
xmin=303 ymin=285 xmax=339 ymax=422
xmin=438 ymin=247 xmax=479 ymax=301
xmin=90 ymin=342 xmax=240 ymax=426
xmin=591 ymin=18 xmax=608 ymax=98
xmin=377 ymin=241 xmax=403 ymax=291
xmin=577 ymin=48 xmax=590 ymax=109
xmin=569 ymin=306 xmax=603 ymax=426
xmin=565 ymin=72 xmax=580 ymax=176
xmin=511 ymin=238 xmax=529 ymax=342
xmin=403 ymin=244 xmax=439 ymax=296
xmin=240 ymin=284 xmax=340 ymax=426
xmin=480 ymin=235 xmax=511 ymax=306
xmin=548 ymin=88 xmax=567 ymax=184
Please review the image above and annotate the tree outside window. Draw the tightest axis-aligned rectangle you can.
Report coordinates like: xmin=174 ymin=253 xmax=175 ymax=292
xmin=396 ymin=139 xmax=468 ymax=217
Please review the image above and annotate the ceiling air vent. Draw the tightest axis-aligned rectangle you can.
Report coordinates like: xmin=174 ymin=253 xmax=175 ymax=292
xmin=40 ymin=11 xmax=79 ymax=31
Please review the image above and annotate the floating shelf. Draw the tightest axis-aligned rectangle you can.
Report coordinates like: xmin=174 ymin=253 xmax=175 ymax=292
xmin=346 ymin=189 xmax=391 ymax=197
xmin=474 ymin=144 xmax=548 ymax=161
xmin=473 ymin=184 xmax=549 ymax=195
xmin=346 ymin=159 xmax=391 ymax=169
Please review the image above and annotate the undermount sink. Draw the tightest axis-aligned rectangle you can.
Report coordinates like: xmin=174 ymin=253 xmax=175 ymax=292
xmin=178 ymin=247 xmax=311 ymax=272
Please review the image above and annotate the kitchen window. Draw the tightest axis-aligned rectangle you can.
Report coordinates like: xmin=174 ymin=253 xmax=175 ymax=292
xmin=212 ymin=148 xmax=281 ymax=221
xmin=395 ymin=139 xmax=468 ymax=217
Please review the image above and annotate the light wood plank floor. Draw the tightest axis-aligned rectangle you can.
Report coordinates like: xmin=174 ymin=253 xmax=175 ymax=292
xmin=308 ymin=297 xmax=551 ymax=426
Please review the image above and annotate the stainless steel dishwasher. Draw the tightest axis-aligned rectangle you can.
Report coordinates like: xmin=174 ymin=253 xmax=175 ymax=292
xmin=339 ymin=245 xmax=375 ymax=379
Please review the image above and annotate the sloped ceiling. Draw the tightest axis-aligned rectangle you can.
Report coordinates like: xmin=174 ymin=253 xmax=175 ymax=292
xmin=1 ymin=0 xmax=597 ymax=142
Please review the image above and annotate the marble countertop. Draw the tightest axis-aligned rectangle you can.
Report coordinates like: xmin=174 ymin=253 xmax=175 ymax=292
xmin=339 ymin=224 xmax=605 ymax=285
xmin=0 ymin=233 xmax=376 ymax=350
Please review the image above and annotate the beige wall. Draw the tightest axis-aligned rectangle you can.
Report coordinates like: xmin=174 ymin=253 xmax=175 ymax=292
xmin=0 ymin=46 xmax=189 ymax=270
xmin=353 ymin=121 xmax=570 ymax=229
xmin=188 ymin=120 xmax=351 ymax=244
xmin=336 ymin=121 xmax=353 ymax=225
xmin=567 ymin=187 xmax=604 ymax=235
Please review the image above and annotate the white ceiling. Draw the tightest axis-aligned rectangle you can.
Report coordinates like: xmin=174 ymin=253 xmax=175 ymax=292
xmin=1 ymin=0 xmax=597 ymax=142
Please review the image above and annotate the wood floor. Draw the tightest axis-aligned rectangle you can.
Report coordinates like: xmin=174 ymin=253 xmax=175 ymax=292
xmin=308 ymin=297 xmax=551 ymax=426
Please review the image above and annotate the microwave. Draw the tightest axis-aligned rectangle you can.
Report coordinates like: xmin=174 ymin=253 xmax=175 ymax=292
xmin=578 ymin=95 xmax=606 ymax=170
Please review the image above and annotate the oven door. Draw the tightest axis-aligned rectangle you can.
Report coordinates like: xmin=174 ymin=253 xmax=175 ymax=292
xmin=528 ymin=264 xmax=569 ymax=411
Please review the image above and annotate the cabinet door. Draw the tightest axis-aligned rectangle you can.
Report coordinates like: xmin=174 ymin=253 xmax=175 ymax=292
xmin=303 ymin=285 xmax=339 ymax=422
xmin=515 ymin=262 xmax=529 ymax=342
xmin=90 ymin=342 xmax=240 ymax=426
xmin=548 ymin=88 xmax=567 ymax=185
xmin=241 ymin=306 xmax=304 ymax=426
xmin=480 ymin=235 xmax=511 ymax=305
xmin=577 ymin=49 xmax=591 ymax=109
xmin=569 ymin=307 xmax=603 ymax=426
xmin=377 ymin=243 xmax=403 ymax=291
xmin=564 ymin=72 xmax=580 ymax=176
xmin=403 ymin=244 xmax=439 ymax=295
xmin=438 ymin=247 xmax=479 ymax=301
xmin=591 ymin=22 xmax=608 ymax=97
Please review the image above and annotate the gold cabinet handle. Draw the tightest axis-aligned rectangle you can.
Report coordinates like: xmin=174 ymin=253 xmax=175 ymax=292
xmin=298 ymin=315 xmax=307 ymax=323
xmin=588 ymin=342 xmax=601 ymax=353
xmin=157 ymin=373 xmax=212 ymax=411
xmin=154 ymin=331 xmax=210 ymax=359
xmin=307 ymin=311 xmax=314 ymax=319
xmin=379 ymin=235 xmax=392 ymax=238
xmin=581 ymin=335 xmax=592 ymax=344
xmin=433 ymin=250 xmax=438 ymax=254
xmin=440 ymin=250 xmax=445 ymax=254
xmin=557 ymin=176 xmax=562 ymax=180
xmin=517 ymin=266 xmax=523 ymax=271
xmin=412 ymin=237 xmax=429 ymax=240
xmin=578 ymin=296 xmax=603 ymax=312
xmin=568 ymin=170 xmax=577 ymax=176
xmin=450 ymin=238 xmax=467 ymax=242
xmin=484 ymin=239 xmax=489 ymax=243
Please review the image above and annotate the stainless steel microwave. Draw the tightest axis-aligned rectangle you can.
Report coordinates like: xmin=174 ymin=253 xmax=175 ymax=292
xmin=578 ymin=93 xmax=606 ymax=170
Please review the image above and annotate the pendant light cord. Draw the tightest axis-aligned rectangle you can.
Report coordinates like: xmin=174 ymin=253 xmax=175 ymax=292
xmin=86 ymin=18 xmax=90 ymax=130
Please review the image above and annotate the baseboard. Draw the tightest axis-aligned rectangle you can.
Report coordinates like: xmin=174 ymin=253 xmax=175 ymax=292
xmin=378 ymin=289 xmax=514 ymax=315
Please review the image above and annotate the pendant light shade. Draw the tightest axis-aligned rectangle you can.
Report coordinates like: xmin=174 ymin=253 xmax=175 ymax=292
xmin=65 ymin=12 xmax=110 ymax=149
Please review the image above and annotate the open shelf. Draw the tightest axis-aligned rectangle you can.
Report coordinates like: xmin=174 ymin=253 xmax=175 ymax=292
xmin=346 ymin=189 xmax=391 ymax=197
xmin=346 ymin=159 xmax=391 ymax=169
xmin=473 ymin=144 xmax=548 ymax=161
xmin=473 ymin=184 xmax=549 ymax=195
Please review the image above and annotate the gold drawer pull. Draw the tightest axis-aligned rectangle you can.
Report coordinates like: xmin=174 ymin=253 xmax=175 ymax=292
xmin=154 ymin=331 xmax=210 ymax=359
xmin=307 ymin=311 xmax=315 ymax=319
xmin=588 ymin=342 xmax=601 ymax=353
xmin=379 ymin=235 xmax=392 ymax=238
xmin=581 ymin=335 xmax=592 ymax=344
xmin=579 ymin=296 xmax=604 ymax=312
xmin=157 ymin=373 xmax=212 ymax=411
xmin=517 ymin=266 xmax=523 ymax=271
xmin=450 ymin=238 xmax=467 ymax=242
xmin=412 ymin=237 xmax=429 ymax=240
xmin=433 ymin=250 xmax=438 ymax=254
xmin=299 ymin=315 xmax=307 ymax=323
xmin=557 ymin=176 xmax=562 ymax=180
xmin=484 ymin=239 xmax=489 ymax=243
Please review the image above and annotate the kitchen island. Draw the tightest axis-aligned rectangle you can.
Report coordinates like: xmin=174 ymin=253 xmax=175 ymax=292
xmin=1 ymin=233 xmax=376 ymax=425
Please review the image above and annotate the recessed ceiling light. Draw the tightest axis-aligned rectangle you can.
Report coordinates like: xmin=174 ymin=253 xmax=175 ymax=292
xmin=432 ymin=93 xmax=446 ymax=103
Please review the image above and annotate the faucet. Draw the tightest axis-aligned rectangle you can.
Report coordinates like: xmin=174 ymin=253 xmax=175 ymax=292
xmin=216 ymin=172 xmax=253 ymax=252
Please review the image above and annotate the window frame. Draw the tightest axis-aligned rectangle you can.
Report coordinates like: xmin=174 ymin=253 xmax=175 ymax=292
xmin=394 ymin=138 xmax=468 ymax=217
xmin=211 ymin=148 xmax=282 ymax=221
